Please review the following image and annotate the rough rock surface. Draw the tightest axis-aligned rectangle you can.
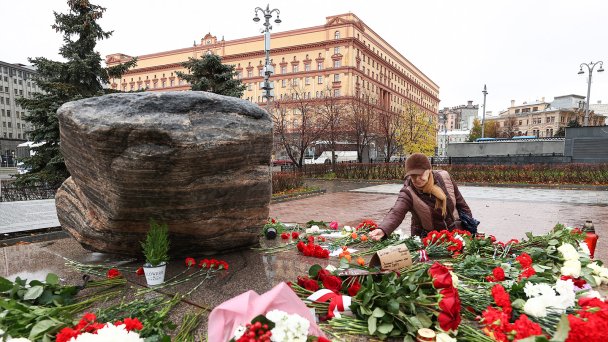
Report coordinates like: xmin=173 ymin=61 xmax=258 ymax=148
xmin=55 ymin=91 xmax=272 ymax=256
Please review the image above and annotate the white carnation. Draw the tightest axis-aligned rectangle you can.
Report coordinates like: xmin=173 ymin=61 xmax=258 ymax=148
xmin=561 ymin=260 xmax=582 ymax=278
xmin=70 ymin=324 xmax=143 ymax=342
xmin=558 ymin=243 xmax=579 ymax=261
xmin=266 ymin=310 xmax=309 ymax=342
xmin=523 ymin=297 xmax=548 ymax=317
xmin=524 ymin=282 xmax=554 ymax=298
xmin=555 ymin=279 xmax=575 ymax=296
xmin=436 ymin=333 xmax=457 ymax=342
xmin=343 ymin=226 xmax=353 ymax=232
xmin=581 ymin=290 xmax=603 ymax=300
xmin=7 ymin=339 xmax=32 ymax=342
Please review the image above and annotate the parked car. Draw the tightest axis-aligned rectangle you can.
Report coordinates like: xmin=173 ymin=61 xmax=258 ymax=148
xmin=272 ymin=159 xmax=294 ymax=166
xmin=17 ymin=162 xmax=31 ymax=174
xmin=311 ymin=151 xmax=358 ymax=164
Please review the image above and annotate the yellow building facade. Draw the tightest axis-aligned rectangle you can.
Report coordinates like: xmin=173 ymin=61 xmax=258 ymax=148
xmin=106 ymin=13 xmax=439 ymax=117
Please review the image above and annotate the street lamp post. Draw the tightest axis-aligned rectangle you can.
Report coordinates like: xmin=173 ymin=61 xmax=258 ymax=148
xmin=578 ymin=61 xmax=604 ymax=126
xmin=253 ymin=5 xmax=281 ymax=105
xmin=481 ymin=84 xmax=488 ymax=138
xmin=442 ymin=112 xmax=448 ymax=156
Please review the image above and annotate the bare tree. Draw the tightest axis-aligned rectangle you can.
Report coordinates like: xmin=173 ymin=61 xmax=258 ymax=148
xmin=269 ymin=83 xmax=325 ymax=169
xmin=376 ymin=103 xmax=400 ymax=162
xmin=347 ymin=92 xmax=375 ymax=162
xmin=501 ymin=115 xmax=519 ymax=138
xmin=318 ymin=87 xmax=346 ymax=165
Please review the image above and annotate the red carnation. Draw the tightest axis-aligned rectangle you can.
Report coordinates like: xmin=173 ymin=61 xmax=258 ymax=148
xmin=122 ymin=317 xmax=143 ymax=331
xmin=297 ymin=241 xmax=305 ymax=252
xmin=322 ymin=275 xmax=343 ymax=293
xmin=291 ymin=231 xmax=300 ymax=239
xmin=199 ymin=259 xmax=210 ymax=268
xmin=516 ymin=253 xmax=533 ymax=268
xmin=107 ymin=268 xmax=121 ymax=279
xmin=185 ymin=257 xmax=196 ymax=267
xmin=136 ymin=267 xmax=144 ymax=276
xmin=56 ymin=327 xmax=79 ymax=342
xmin=317 ymin=337 xmax=332 ymax=342
xmin=491 ymin=284 xmax=512 ymax=318
xmin=519 ymin=267 xmax=536 ymax=280
xmin=512 ymin=314 xmax=542 ymax=340
xmin=493 ymin=267 xmax=506 ymax=281
xmin=348 ymin=281 xmax=362 ymax=296
xmin=219 ymin=261 xmax=229 ymax=270
xmin=281 ymin=232 xmax=290 ymax=239
xmin=561 ymin=275 xmax=587 ymax=288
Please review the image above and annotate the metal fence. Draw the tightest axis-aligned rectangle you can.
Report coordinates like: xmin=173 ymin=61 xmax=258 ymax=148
xmin=0 ymin=179 xmax=58 ymax=202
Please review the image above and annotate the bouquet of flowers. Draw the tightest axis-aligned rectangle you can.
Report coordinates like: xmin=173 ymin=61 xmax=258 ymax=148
xmin=56 ymin=313 xmax=143 ymax=342
xmin=325 ymin=262 xmax=461 ymax=340
xmin=229 ymin=310 xmax=330 ymax=342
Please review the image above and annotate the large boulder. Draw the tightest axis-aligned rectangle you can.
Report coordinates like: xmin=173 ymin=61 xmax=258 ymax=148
xmin=55 ymin=91 xmax=272 ymax=256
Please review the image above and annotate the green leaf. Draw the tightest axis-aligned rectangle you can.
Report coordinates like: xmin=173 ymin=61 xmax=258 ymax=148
xmin=45 ymin=273 xmax=59 ymax=285
xmin=416 ymin=312 xmax=433 ymax=328
xmin=29 ymin=319 xmax=56 ymax=339
xmin=548 ymin=239 xmax=559 ymax=246
xmin=362 ymin=291 xmax=373 ymax=306
xmin=372 ymin=307 xmax=386 ymax=318
xmin=0 ymin=277 xmax=12 ymax=292
xmin=550 ymin=315 xmax=570 ymax=341
xmin=518 ymin=337 xmax=549 ymax=342
xmin=368 ymin=316 xmax=377 ymax=335
xmin=387 ymin=301 xmax=400 ymax=314
xmin=23 ymin=285 xmax=44 ymax=301
xmin=308 ymin=264 xmax=323 ymax=279
xmin=377 ymin=322 xmax=394 ymax=334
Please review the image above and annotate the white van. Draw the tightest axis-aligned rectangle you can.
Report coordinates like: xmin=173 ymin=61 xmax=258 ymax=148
xmin=312 ymin=151 xmax=358 ymax=164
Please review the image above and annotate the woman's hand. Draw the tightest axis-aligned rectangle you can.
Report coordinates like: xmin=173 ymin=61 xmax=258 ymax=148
xmin=369 ymin=229 xmax=385 ymax=241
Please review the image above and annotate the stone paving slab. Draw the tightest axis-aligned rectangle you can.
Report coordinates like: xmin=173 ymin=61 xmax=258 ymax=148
xmin=0 ymin=199 xmax=59 ymax=234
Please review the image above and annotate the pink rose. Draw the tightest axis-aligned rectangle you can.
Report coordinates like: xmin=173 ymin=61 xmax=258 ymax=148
xmin=329 ymin=221 xmax=338 ymax=230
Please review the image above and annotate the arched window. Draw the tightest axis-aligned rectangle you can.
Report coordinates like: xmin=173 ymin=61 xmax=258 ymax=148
xmin=334 ymin=31 xmax=340 ymax=39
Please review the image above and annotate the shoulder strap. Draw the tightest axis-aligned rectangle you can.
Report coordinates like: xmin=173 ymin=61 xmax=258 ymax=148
xmin=436 ymin=170 xmax=459 ymax=221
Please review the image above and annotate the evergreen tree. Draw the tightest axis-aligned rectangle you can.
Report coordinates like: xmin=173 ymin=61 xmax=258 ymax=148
xmin=16 ymin=0 xmax=136 ymax=186
xmin=176 ymin=54 xmax=245 ymax=97
xmin=554 ymin=120 xmax=581 ymax=137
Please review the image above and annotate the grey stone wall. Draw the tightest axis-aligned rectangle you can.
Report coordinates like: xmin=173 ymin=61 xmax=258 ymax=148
xmin=447 ymin=140 xmax=565 ymax=157
xmin=565 ymin=127 xmax=608 ymax=163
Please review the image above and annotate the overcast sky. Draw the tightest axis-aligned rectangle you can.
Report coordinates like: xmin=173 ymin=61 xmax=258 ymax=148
xmin=3 ymin=0 xmax=608 ymax=115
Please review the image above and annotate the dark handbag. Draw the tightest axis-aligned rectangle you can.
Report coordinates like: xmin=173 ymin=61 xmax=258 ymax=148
xmin=458 ymin=210 xmax=480 ymax=234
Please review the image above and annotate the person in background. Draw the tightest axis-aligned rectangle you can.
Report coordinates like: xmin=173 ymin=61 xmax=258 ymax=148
xmin=369 ymin=153 xmax=472 ymax=240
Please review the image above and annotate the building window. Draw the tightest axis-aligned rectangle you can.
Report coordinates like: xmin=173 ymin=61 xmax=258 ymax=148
xmin=247 ymin=83 xmax=252 ymax=91
xmin=161 ymin=81 xmax=166 ymax=88
xmin=282 ymin=79 xmax=286 ymax=87
xmin=334 ymin=89 xmax=340 ymax=97
xmin=292 ymin=78 xmax=299 ymax=86
xmin=305 ymin=77 xmax=310 ymax=85
xmin=170 ymin=80 xmax=174 ymax=87
xmin=281 ymin=66 xmax=287 ymax=74
xmin=247 ymin=70 xmax=253 ymax=78
xmin=515 ymin=109 xmax=520 ymax=114
xmin=317 ymin=62 xmax=323 ymax=70
xmin=334 ymin=60 xmax=341 ymax=68
xmin=305 ymin=64 xmax=311 ymax=72
xmin=533 ymin=107 xmax=538 ymax=111
xmin=292 ymin=65 xmax=299 ymax=73
xmin=334 ymin=31 xmax=340 ymax=39
xmin=334 ymin=47 xmax=340 ymax=54
xmin=259 ymin=70 xmax=263 ymax=76
xmin=334 ymin=74 xmax=340 ymax=82
xmin=317 ymin=76 xmax=323 ymax=84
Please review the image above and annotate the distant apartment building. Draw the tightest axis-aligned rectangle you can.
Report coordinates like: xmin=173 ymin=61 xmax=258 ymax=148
xmin=487 ymin=95 xmax=605 ymax=138
xmin=0 ymin=61 xmax=37 ymax=164
xmin=590 ymin=100 xmax=608 ymax=120
xmin=436 ymin=101 xmax=478 ymax=156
